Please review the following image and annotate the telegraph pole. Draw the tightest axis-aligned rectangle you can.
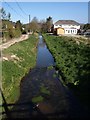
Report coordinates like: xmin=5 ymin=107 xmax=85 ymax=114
xmin=88 ymin=1 xmax=90 ymax=23
xmin=29 ymin=15 xmax=30 ymax=34
xmin=29 ymin=15 xmax=30 ymax=23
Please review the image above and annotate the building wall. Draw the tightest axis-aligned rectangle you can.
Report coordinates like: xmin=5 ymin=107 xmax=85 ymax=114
xmin=57 ymin=28 xmax=64 ymax=35
xmin=54 ymin=24 xmax=62 ymax=29
xmin=54 ymin=24 xmax=80 ymax=35
xmin=54 ymin=24 xmax=80 ymax=29
xmin=65 ymin=28 xmax=77 ymax=34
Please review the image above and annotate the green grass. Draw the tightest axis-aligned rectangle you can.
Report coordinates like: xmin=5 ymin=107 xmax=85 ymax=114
xmin=47 ymin=65 xmax=53 ymax=70
xmin=2 ymin=34 xmax=38 ymax=104
xmin=43 ymin=34 xmax=90 ymax=108
xmin=32 ymin=96 xmax=44 ymax=103
xmin=40 ymin=85 xmax=50 ymax=95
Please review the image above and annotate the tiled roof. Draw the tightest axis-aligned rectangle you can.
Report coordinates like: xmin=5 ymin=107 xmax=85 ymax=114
xmin=54 ymin=20 xmax=80 ymax=25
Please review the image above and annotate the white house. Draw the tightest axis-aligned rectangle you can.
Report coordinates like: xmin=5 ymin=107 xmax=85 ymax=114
xmin=54 ymin=20 xmax=80 ymax=35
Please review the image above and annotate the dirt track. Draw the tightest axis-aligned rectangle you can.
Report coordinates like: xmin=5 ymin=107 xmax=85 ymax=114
xmin=0 ymin=34 xmax=29 ymax=50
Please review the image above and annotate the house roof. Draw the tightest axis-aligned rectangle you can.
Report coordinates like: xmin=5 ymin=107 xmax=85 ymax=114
xmin=54 ymin=20 xmax=80 ymax=25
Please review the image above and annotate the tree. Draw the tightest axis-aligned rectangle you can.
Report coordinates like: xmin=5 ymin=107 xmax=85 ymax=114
xmin=15 ymin=20 xmax=22 ymax=37
xmin=40 ymin=17 xmax=53 ymax=33
xmin=0 ymin=8 xmax=6 ymax=20
xmin=83 ymin=23 xmax=90 ymax=30
xmin=32 ymin=17 xmax=38 ymax=23
xmin=40 ymin=20 xmax=47 ymax=33
xmin=1 ymin=8 xmax=11 ymax=21
xmin=15 ymin=20 xmax=22 ymax=31
xmin=29 ymin=17 xmax=40 ymax=33
xmin=7 ymin=12 xmax=11 ymax=21
xmin=46 ymin=16 xmax=53 ymax=32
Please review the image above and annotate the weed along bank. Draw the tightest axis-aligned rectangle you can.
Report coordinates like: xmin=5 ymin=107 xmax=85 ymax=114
xmin=1 ymin=33 xmax=89 ymax=119
xmin=1 ymin=2 xmax=90 ymax=119
xmin=2 ymin=34 xmax=38 ymax=104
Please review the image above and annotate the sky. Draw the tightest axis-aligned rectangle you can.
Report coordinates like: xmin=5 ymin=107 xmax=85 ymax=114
xmin=2 ymin=2 xmax=88 ymax=24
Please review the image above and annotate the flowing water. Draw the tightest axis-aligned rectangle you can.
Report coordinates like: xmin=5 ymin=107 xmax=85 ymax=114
xmin=9 ymin=35 xmax=87 ymax=119
xmin=36 ymin=35 xmax=55 ymax=67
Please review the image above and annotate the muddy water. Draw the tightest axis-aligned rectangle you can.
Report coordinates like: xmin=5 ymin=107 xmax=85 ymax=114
xmin=36 ymin=35 xmax=55 ymax=67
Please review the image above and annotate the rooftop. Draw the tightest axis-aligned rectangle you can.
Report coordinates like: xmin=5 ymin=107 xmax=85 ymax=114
xmin=54 ymin=20 xmax=80 ymax=25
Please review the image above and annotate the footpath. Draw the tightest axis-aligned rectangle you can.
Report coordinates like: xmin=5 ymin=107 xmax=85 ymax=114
xmin=0 ymin=34 xmax=29 ymax=50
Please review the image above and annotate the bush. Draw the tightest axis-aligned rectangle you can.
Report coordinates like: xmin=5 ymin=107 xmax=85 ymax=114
xmin=12 ymin=28 xmax=22 ymax=38
xmin=22 ymin=30 xmax=27 ymax=34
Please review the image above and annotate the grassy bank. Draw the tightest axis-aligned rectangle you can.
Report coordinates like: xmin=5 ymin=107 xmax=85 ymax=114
xmin=43 ymin=34 xmax=90 ymax=108
xmin=2 ymin=34 xmax=38 ymax=103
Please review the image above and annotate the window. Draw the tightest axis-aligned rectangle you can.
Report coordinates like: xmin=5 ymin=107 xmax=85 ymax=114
xmin=68 ymin=30 xmax=70 ymax=33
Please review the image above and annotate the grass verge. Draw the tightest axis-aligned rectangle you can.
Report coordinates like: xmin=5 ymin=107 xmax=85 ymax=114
xmin=43 ymin=34 xmax=90 ymax=109
xmin=2 ymin=34 xmax=38 ymax=104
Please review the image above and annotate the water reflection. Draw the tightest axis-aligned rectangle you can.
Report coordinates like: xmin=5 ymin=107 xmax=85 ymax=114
xmin=36 ymin=35 xmax=55 ymax=67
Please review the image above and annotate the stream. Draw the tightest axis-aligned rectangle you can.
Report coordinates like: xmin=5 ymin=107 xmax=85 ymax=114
xmin=36 ymin=35 xmax=55 ymax=67
xmin=9 ymin=35 xmax=87 ymax=119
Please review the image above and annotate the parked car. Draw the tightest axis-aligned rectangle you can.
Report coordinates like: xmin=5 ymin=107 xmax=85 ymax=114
xmin=78 ymin=32 xmax=84 ymax=35
xmin=84 ymin=32 xmax=90 ymax=37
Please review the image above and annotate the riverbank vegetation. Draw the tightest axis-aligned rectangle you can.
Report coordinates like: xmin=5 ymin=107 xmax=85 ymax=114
xmin=2 ymin=34 xmax=38 ymax=103
xmin=43 ymin=34 xmax=90 ymax=108
xmin=2 ymin=20 xmax=23 ymax=43
xmin=1 ymin=8 xmax=24 ymax=43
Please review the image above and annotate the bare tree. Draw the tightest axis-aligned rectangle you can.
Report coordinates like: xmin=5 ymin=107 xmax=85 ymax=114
xmin=40 ymin=20 xmax=47 ymax=33
xmin=40 ymin=17 xmax=53 ymax=33
xmin=32 ymin=17 xmax=38 ymax=23
xmin=29 ymin=17 xmax=40 ymax=33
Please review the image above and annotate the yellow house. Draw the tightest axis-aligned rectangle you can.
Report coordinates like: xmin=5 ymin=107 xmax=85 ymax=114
xmin=57 ymin=27 xmax=64 ymax=35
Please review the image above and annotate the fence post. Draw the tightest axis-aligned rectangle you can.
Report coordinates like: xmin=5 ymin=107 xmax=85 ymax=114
xmin=0 ymin=88 xmax=11 ymax=118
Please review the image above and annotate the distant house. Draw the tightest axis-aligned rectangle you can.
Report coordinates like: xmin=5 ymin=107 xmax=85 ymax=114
xmin=53 ymin=20 xmax=80 ymax=35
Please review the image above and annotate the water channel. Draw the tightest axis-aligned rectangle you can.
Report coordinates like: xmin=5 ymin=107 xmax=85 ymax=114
xmin=36 ymin=35 xmax=55 ymax=67
xmin=10 ymin=35 xmax=87 ymax=119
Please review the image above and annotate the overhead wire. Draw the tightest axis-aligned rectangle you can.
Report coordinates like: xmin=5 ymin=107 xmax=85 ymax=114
xmin=2 ymin=0 xmax=27 ymax=20
xmin=15 ymin=0 xmax=28 ymax=16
